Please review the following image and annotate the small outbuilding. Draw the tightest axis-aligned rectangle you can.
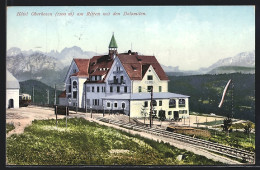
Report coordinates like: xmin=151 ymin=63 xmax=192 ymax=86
xmin=6 ymin=70 xmax=20 ymax=108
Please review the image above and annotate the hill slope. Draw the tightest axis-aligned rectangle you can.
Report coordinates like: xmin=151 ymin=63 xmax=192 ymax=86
xmin=207 ymin=66 xmax=255 ymax=74
xmin=20 ymin=80 xmax=62 ymax=105
xmin=168 ymin=73 xmax=255 ymax=122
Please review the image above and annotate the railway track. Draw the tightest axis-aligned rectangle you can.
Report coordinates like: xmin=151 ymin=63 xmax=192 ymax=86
xmin=96 ymin=117 xmax=255 ymax=163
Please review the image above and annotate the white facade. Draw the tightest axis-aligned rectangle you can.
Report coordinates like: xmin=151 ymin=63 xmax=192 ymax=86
xmin=59 ymin=35 xmax=190 ymax=119
xmin=132 ymin=65 xmax=168 ymax=93
xmin=6 ymin=71 xmax=20 ymax=109
xmin=63 ymin=60 xmax=88 ymax=107
xmin=6 ymin=89 xmax=20 ymax=109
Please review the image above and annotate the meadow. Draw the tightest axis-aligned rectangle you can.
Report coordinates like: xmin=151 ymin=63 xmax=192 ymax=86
xmin=6 ymin=118 xmax=223 ymax=165
xmin=6 ymin=123 xmax=15 ymax=134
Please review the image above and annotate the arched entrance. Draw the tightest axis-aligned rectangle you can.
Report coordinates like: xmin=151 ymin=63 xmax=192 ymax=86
xmin=9 ymin=99 xmax=14 ymax=108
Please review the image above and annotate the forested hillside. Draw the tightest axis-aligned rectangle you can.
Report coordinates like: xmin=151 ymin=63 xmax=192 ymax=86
xmin=168 ymin=73 xmax=255 ymax=122
xmin=20 ymin=80 xmax=62 ymax=105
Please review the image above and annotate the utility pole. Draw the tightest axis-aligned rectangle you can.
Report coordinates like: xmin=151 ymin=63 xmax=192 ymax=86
xmin=46 ymin=89 xmax=49 ymax=105
xmin=150 ymin=87 xmax=153 ymax=128
xmin=32 ymin=86 xmax=34 ymax=104
xmin=54 ymin=84 xmax=56 ymax=105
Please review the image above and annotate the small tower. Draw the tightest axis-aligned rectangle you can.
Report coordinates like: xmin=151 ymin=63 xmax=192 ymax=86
xmin=108 ymin=33 xmax=118 ymax=58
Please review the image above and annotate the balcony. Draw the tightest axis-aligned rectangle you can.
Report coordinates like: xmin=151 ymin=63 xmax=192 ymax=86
xmin=113 ymin=70 xmax=123 ymax=74
xmin=108 ymin=79 xmax=126 ymax=85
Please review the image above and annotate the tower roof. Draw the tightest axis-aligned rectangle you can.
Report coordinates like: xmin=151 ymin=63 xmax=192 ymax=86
xmin=6 ymin=70 xmax=20 ymax=89
xmin=109 ymin=34 xmax=118 ymax=48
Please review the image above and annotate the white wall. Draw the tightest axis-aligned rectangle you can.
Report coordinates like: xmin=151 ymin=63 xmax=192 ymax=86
xmin=132 ymin=65 xmax=168 ymax=93
xmin=6 ymin=89 xmax=19 ymax=108
xmin=105 ymin=57 xmax=131 ymax=94
xmin=103 ymin=99 xmax=130 ymax=115
xmin=130 ymin=98 xmax=189 ymax=119
xmin=86 ymin=83 xmax=106 ymax=110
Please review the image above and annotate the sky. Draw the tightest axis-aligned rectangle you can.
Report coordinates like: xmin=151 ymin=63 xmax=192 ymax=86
xmin=7 ymin=6 xmax=255 ymax=70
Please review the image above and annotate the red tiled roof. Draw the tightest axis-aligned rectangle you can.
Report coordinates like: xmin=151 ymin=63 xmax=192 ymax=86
xmin=71 ymin=52 xmax=168 ymax=82
xmin=73 ymin=59 xmax=90 ymax=77
xmin=89 ymin=55 xmax=113 ymax=78
xmin=58 ymin=90 xmax=66 ymax=98
xmin=118 ymin=54 xmax=169 ymax=80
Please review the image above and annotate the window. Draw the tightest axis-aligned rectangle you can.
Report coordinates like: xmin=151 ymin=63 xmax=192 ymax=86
xmin=152 ymin=100 xmax=157 ymax=106
xmin=95 ymin=76 xmax=97 ymax=81
xmin=124 ymin=86 xmax=127 ymax=93
xmin=92 ymin=86 xmax=94 ymax=92
xmin=121 ymin=76 xmax=124 ymax=83
xmin=97 ymin=86 xmax=100 ymax=92
xmin=147 ymin=75 xmax=153 ymax=80
xmin=117 ymin=86 xmax=120 ymax=93
xmin=144 ymin=101 xmax=148 ymax=107
xmin=168 ymin=111 xmax=172 ymax=115
xmin=73 ymin=81 xmax=77 ymax=88
xmin=122 ymin=103 xmax=125 ymax=109
xmin=159 ymin=86 xmax=162 ymax=92
xmin=159 ymin=100 xmax=162 ymax=106
xmin=110 ymin=86 xmax=113 ymax=92
xmin=138 ymin=86 xmax=142 ymax=93
xmin=86 ymin=99 xmax=90 ymax=105
xmin=73 ymin=91 xmax=77 ymax=98
xmin=93 ymin=99 xmax=99 ymax=106
xmin=86 ymin=87 xmax=90 ymax=92
xmin=181 ymin=110 xmax=187 ymax=114
xmin=179 ymin=99 xmax=186 ymax=107
xmin=104 ymin=87 xmax=106 ymax=92
xmin=68 ymin=85 xmax=71 ymax=92
xmin=73 ymin=69 xmax=77 ymax=73
xmin=113 ymin=76 xmax=117 ymax=83
xmin=107 ymin=102 xmax=111 ymax=108
xmin=114 ymin=102 xmax=118 ymax=108
xmin=169 ymin=99 xmax=176 ymax=108
xmin=147 ymin=86 xmax=153 ymax=92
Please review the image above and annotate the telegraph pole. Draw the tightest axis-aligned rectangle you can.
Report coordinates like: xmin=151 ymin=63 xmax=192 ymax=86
xmin=32 ymin=86 xmax=34 ymax=104
xmin=46 ymin=89 xmax=49 ymax=105
xmin=54 ymin=84 xmax=56 ymax=105
xmin=150 ymin=87 xmax=153 ymax=128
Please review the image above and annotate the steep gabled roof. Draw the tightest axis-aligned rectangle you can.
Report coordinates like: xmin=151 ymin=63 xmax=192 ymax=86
xmin=6 ymin=70 xmax=20 ymax=89
xmin=88 ymin=55 xmax=113 ymax=79
xmin=73 ymin=59 xmax=90 ymax=77
xmin=118 ymin=54 xmax=169 ymax=80
xmin=58 ymin=90 xmax=66 ymax=98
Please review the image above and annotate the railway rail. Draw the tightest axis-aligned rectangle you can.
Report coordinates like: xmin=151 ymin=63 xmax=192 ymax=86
xmin=96 ymin=117 xmax=255 ymax=163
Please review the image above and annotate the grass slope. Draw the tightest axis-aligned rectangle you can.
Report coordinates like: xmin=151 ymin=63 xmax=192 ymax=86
xmin=6 ymin=123 xmax=15 ymax=134
xmin=6 ymin=118 xmax=223 ymax=165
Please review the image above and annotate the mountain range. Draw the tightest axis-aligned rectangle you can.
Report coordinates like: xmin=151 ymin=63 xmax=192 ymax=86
xmin=6 ymin=46 xmax=255 ymax=89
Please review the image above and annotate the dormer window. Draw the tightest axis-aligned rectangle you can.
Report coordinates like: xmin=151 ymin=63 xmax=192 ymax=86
xmin=73 ymin=69 xmax=77 ymax=73
xmin=131 ymin=65 xmax=137 ymax=71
